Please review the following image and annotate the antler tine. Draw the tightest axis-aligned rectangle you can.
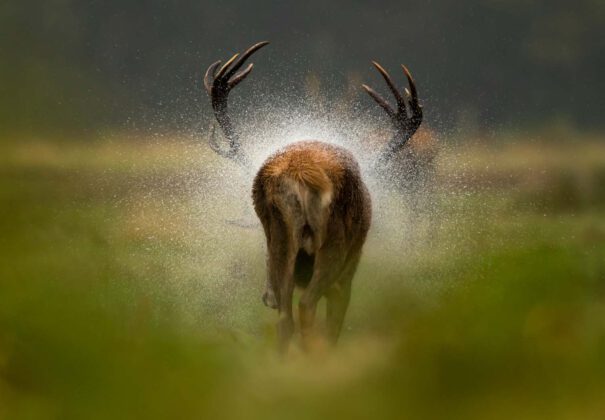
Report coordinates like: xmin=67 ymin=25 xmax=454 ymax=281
xmin=362 ymin=84 xmax=395 ymax=118
xmin=402 ymin=64 xmax=422 ymax=120
xmin=372 ymin=61 xmax=405 ymax=108
xmin=204 ymin=60 xmax=221 ymax=95
xmin=215 ymin=53 xmax=240 ymax=79
xmin=229 ymin=63 xmax=254 ymax=89
xmin=401 ymin=65 xmax=418 ymax=105
xmin=224 ymin=41 xmax=270 ymax=80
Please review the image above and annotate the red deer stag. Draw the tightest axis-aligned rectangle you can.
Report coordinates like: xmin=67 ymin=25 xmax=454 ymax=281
xmin=203 ymin=42 xmax=422 ymax=353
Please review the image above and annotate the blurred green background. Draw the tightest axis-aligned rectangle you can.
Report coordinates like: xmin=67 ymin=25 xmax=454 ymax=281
xmin=1 ymin=1 xmax=605 ymax=419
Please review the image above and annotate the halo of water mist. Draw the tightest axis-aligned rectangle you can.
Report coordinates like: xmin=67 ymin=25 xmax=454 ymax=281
xmin=109 ymin=92 xmax=489 ymax=336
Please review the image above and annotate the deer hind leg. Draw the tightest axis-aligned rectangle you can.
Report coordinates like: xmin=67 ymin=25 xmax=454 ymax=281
xmin=298 ymin=246 xmax=346 ymax=351
xmin=266 ymin=215 xmax=297 ymax=354
xmin=277 ymin=277 xmax=295 ymax=355
xmin=262 ymin=256 xmax=278 ymax=309
xmin=326 ymin=250 xmax=362 ymax=344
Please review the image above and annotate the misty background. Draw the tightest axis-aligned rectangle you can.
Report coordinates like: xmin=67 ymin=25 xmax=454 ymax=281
xmin=2 ymin=0 xmax=604 ymax=136
xmin=2 ymin=2 xmax=605 ymax=418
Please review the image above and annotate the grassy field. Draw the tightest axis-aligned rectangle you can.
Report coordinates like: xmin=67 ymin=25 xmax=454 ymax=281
xmin=1 ymin=132 xmax=604 ymax=419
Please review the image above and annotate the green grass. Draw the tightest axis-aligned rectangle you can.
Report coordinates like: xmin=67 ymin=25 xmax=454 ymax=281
xmin=0 ymin=135 xmax=604 ymax=419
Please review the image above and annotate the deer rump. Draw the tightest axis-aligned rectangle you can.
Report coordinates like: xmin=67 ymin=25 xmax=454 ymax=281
xmin=252 ymin=141 xmax=370 ymax=301
xmin=278 ymin=175 xmax=329 ymax=288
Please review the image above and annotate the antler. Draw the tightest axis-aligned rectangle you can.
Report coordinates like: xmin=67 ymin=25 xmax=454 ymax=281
xmin=362 ymin=61 xmax=423 ymax=164
xmin=204 ymin=41 xmax=270 ymax=163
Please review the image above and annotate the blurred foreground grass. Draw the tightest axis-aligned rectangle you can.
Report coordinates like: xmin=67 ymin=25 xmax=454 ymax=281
xmin=1 ymin=133 xmax=604 ymax=419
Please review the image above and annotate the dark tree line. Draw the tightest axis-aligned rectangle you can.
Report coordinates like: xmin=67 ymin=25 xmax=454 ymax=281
xmin=1 ymin=0 xmax=603 ymax=135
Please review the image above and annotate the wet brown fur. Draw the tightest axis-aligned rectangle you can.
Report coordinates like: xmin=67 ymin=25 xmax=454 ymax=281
xmin=252 ymin=140 xmax=372 ymax=353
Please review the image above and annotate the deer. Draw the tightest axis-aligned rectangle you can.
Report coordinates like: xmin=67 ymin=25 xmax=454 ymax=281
xmin=203 ymin=42 xmax=423 ymax=353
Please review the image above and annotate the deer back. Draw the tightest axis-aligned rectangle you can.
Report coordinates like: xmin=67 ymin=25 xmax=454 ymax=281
xmin=252 ymin=141 xmax=371 ymax=256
